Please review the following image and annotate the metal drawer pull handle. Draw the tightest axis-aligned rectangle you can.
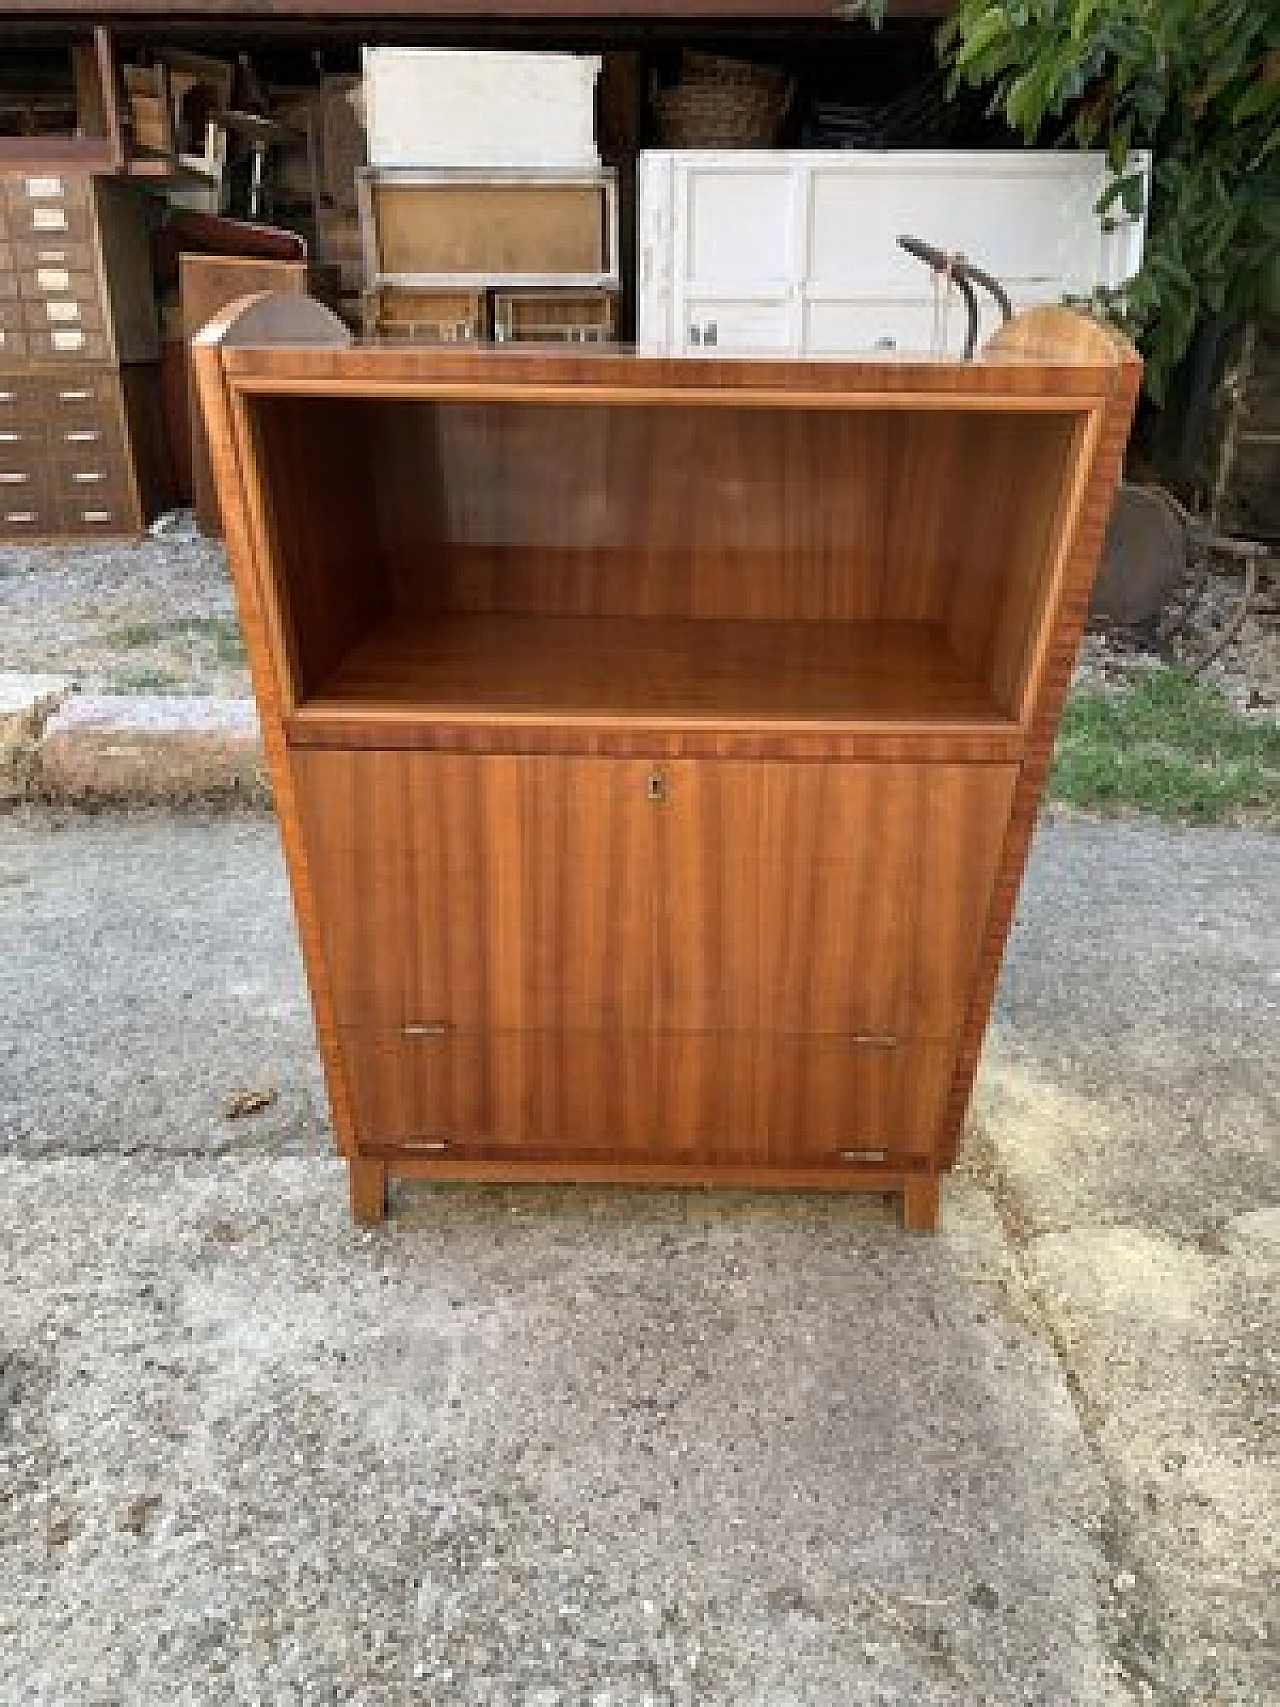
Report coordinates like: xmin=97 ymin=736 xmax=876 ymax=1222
xmin=0 ymin=431 xmax=21 ymax=442
xmin=72 ymin=470 xmax=105 ymax=483
xmin=26 ymin=177 xmax=64 ymax=198
xmin=839 ymin=1148 xmax=887 ymax=1164
xmin=36 ymin=268 xmax=70 ymax=292
xmin=399 ymin=1138 xmax=450 ymax=1152
xmin=0 ymin=391 xmax=14 ymax=402
xmin=0 ymin=472 xmax=31 ymax=484
xmin=848 ymin=1033 xmax=899 ymax=1048
xmin=4 ymin=511 xmax=36 ymax=524
xmin=403 ymin=1023 xmax=449 ymax=1037
xmin=80 ymin=510 xmax=112 ymax=523
xmin=64 ymin=430 xmax=100 ymax=443
xmin=646 ymin=769 xmax=669 ymax=802
xmin=57 ymin=389 xmax=92 ymax=402
xmin=32 ymin=208 xmax=68 ymax=232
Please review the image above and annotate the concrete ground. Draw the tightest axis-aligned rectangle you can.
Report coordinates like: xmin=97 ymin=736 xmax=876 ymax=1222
xmin=0 ymin=813 xmax=1276 ymax=1706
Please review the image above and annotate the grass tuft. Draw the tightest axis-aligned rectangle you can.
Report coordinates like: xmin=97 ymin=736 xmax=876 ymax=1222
xmin=1051 ymin=667 xmax=1280 ymax=824
xmin=107 ymin=614 xmax=246 ymax=665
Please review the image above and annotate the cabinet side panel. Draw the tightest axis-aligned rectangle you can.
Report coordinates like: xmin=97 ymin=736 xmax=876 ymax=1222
xmin=239 ymin=396 xmax=392 ymax=703
xmin=191 ymin=345 xmax=361 ymax=1159
xmin=940 ymin=366 xmax=1140 ymax=1164
xmin=93 ymin=177 xmax=159 ymax=365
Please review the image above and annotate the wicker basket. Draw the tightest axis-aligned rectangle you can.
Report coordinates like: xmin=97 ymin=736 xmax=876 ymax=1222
xmin=653 ymin=54 xmax=794 ymax=149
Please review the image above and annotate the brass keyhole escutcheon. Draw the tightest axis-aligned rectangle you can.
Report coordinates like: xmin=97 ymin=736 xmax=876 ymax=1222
xmin=647 ymin=769 xmax=669 ymax=803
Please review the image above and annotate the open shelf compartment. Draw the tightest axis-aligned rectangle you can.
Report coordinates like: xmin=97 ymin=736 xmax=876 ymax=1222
xmin=239 ymin=390 xmax=1091 ymax=744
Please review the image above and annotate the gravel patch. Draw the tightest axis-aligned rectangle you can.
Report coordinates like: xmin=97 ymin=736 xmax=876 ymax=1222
xmin=0 ymin=519 xmax=248 ymax=700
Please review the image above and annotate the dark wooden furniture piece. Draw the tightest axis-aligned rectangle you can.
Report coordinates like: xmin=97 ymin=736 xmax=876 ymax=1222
xmin=0 ymin=169 xmax=167 ymax=539
xmin=195 ymin=293 xmax=1139 ymax=1231
xmin=0 ymin=29 xmax=125 ymax=177
xmin=179 ymin=250 xmax=306 ymax=532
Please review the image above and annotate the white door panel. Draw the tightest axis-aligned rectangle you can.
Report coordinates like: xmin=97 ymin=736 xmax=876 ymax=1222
xmin=683 ymin=167 xmax=794 ymax=287
xmin=683 ymin=298 xmax=793 ymax=355
xmin=637 ymin=149 xmax=1150 ymax=357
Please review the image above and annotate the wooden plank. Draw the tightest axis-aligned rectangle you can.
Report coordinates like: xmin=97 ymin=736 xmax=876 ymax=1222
xmin=4 ymin=2 xmax=958 ymax=16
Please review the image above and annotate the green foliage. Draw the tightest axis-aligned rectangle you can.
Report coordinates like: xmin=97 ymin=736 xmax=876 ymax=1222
xmin=937 ymin=2 xmax=1280 ymax=398
xmin=1052 ymin=667 xmax=1280 ymax=822
xmin=107 ymin=614 xmax=246 ymax=664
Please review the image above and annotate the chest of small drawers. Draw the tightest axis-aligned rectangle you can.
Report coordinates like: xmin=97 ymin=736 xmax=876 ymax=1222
xmin=0 ymin=172 xmax=166 ymax=542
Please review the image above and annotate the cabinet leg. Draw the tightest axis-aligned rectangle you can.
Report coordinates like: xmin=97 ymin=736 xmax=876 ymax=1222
xmin=349 ymin=1157 xmax=388 ymax=1226
xmin=902 ymin=1173 xmax=940 ymax=1234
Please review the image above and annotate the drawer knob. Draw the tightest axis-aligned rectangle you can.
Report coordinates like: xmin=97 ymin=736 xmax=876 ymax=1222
xmin=646 ymin=769 xmax=669 ymax=803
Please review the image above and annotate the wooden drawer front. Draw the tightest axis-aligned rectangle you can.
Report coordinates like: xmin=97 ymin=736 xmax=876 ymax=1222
xmin=11 ymin=237 xmax=97 ymax=274
xmin=45 ymin=409 xmax=124 ymax=457
xmin=0 ymin=454 xmax=43 ymax=508
xmin=341 ymin=1032 xmax=952 ymax=1165
xmin=16 ymin=265 xmax=98 ymax=305
xmin=54 ymin=488 xmax=139 ymax=536
xmin=18 ymin=293 xmax=104 ymax=334
xmin=0 ymin=416 xmax=43 ymax=454
xmin=0 ymin=499 xmax=55 ymax=538
xmin=24 ymin=326 xmax=111 ymax=361
xmin=40 ymin=370 xmax=119 ymax=415
xmin=0 ymin=373 xmax=43 ymax=417
xmin=655 ymin=760 xmax=1016 ymax=1038
xmin=4 ymin=174 xmax=91 ymax=210
xmin=493 ymin=289 xmax=618 ymax=344
xmin=48 ymin=450 xmax=133 ymax=512
xmin=363 ymin=286 xmax=488 ymax=344
xmin=0 ymin=438 xmax=44 ymax=479
xmin=4 ymin=199 xmax=92 ymax=243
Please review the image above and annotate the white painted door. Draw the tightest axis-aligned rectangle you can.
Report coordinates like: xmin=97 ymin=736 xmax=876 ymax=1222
xmin=637 ymin=149 xmax=1150 ymax=357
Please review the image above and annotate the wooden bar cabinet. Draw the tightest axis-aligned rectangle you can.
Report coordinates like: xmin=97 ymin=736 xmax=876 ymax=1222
xmin=195 ymin=294 xmax=1139 ymax=1231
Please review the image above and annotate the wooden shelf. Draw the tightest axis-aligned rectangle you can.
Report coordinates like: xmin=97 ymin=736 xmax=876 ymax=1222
xmin=289 ymin=611 xmax=1015 ymax=739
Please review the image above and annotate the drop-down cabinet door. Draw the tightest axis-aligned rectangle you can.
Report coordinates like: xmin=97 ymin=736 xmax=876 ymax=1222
xmin=648 ymin=759 xmax=1017 ymax=1166
xmin=295 ymin=750 xmax=1015 ymax=1169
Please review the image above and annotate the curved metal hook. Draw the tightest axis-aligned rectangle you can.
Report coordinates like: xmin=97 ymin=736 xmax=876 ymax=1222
xmin=897 ymin=236 xmax=1014 ymax=358
xmin=896 ymin=235 xmax=979 ymax=359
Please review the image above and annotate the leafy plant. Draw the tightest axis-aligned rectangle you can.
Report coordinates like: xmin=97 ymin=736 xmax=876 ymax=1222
xmin=938 ymin=2 xmax=1280 ymax=398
